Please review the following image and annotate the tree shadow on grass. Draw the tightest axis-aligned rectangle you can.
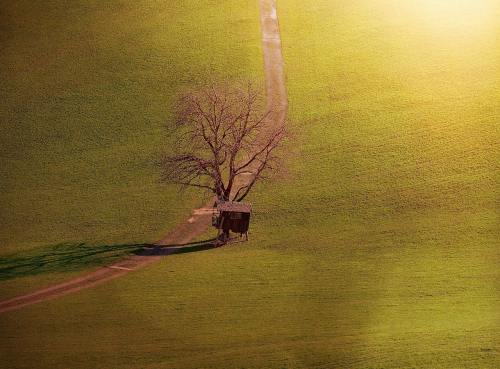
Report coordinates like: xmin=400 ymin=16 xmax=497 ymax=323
xmin=0 ymin=239 xmax=216 ymax=281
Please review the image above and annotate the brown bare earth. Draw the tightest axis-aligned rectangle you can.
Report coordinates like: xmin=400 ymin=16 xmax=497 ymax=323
xmin=0 ymin=0 xmax=287 ymax=315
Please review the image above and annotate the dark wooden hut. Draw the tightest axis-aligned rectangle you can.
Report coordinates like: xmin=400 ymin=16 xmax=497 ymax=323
xmin=212 ymin=201 xmax=252 ymax=241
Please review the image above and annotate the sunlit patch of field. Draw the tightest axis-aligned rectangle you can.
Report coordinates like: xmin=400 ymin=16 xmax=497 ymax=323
xmin=0 ymin=0 xmax=498 ymax=368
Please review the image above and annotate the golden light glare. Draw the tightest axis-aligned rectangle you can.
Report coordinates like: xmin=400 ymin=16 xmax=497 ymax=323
xmin=413 ymin=0 xmax=493 ymax=33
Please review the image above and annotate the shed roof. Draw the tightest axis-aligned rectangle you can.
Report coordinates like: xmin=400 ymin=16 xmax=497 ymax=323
xmin=216 ymin=201 xmax=252 ymax=213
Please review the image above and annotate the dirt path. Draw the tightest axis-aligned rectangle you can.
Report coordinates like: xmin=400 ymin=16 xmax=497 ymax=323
xmin=0 ymin=209 xmax=213 ymax=314
xmin=260 ymin=0 xmax=288 ymax=120
xmin=0 ymin=0 xmax=287 ymax=315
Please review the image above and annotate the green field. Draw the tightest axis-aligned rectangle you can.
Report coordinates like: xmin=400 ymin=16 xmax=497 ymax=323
xmin=0 ymin=0 xmax=262 ymax=295
xmin=1 ymin=0 xmax=499 ymax=368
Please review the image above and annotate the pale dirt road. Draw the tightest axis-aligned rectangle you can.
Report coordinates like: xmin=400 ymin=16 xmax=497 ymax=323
xmin=0 ymin=0 xmax=287 ymax=315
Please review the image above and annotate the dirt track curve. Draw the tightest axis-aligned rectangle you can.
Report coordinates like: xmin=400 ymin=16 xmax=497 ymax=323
xmin=0 ymin=0 xmax=287 ymax=314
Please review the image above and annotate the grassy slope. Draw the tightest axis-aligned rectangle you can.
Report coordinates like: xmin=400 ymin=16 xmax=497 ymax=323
xmin=0 ymin=0 xmax=262 ymax=296
xmin=1 ymin=0 xmax=499 ymax=368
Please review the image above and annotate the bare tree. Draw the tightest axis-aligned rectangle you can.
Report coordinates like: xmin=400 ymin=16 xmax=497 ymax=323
xmin=160 ymin=82 xmax=286 ymax=203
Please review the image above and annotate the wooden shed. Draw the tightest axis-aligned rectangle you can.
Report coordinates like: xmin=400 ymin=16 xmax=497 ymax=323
xmin=212 ymin=201 xmax=252 ymax=241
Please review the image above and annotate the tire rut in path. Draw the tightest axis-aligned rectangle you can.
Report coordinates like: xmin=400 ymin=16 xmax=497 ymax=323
xmin=0 ymin=0 xmax=287 ymax=314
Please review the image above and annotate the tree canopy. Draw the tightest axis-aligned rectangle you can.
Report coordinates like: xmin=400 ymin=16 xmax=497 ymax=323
xmin=160 ymin=83 xmax=286 ymax=202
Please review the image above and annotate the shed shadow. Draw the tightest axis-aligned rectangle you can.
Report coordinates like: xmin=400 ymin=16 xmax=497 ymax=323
xmin=136 ymin=239 xmax=217 ymax=256
xmin=0 ymin=238 xmax=216 ymax=281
